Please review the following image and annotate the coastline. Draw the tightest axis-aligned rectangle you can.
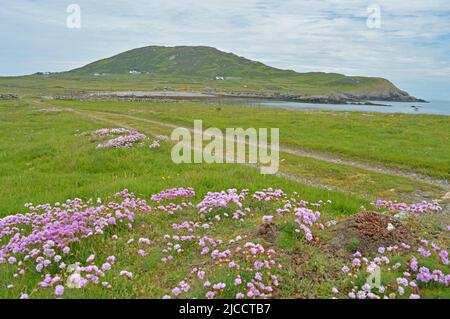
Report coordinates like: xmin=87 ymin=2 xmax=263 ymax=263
xmin=40 ymin=90 xmax=426 ymax=106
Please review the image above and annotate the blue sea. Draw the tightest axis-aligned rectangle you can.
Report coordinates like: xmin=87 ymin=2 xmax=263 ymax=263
xmin=239 ymin=99 xmax=450 ymax=116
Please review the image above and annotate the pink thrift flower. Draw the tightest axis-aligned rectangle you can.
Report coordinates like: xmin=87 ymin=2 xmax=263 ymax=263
xmin=352 ymin=258 xmax=361 ymax=267
xmin=102 ymin=282 xmax=112 ymax=289
xmin=101 ymin=263 xmax=111 ymax=271
xmin=54 ymin=285 xmax=64 ymax=296
xmin=420 ymin=239 xmax=429 ymax=246
xmin=138 ymin=238 xmax=151 ymax=245
xmin=362 ymin=283 xmax=371 ymax=291
xmin=410 ymin=257 xmax=418 ymax=272
xmin=197 ymin=271 xmax=205 ymax=280
xmin=213 ymin=283 xmax=226 ymax=290
xmin=417 ymin=247 xmax=431 ymax=257
xmin=172 ymin=287 xmax=181 ymax=296
xmin=439 ymin=250 xmax=449 ymax=265
xmin=137 ymin=249 xmax=147 ymax=257
xmin=107 ymin=256 xmax=116 ymax=264
xmin=392 ymin=263 xmax=401 ymax=270
xmin=119 ymin=271 xmax=133 ymax=279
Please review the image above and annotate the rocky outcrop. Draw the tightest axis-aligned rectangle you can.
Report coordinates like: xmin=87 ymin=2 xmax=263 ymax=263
xmin=0 ymin=94 xmax=19 ymax=100
xmin=340 ymin=89 xmax=426 ymax=103
xmin=41 ymin=89 xmax=425 ymax=105
xmin=221 ymin=90 xmax=426 ymax=104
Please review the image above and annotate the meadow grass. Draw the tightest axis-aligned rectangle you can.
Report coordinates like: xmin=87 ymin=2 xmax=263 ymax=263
xmin=52 ymin=100 xmax=443 ymax=202
xmin=0 ymin=73 xmax=397 ymax=97
xmin=0 ymin=100 xmax=364 ymax=215
xmin=48 ymin=99 xmax=450 ymax=180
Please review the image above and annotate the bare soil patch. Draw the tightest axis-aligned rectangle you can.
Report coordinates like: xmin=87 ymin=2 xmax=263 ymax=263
xmin=257 ymin=222 xmax=278 ymax=244
xmin=329 ymin=211 xmax=416 ymax=255
xmin=38 ymin=108 xmax=62 ymax=112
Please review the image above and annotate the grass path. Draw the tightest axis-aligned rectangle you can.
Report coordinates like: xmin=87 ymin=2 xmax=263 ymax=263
xmin=65 ymin=107 xmax=342 ymax=194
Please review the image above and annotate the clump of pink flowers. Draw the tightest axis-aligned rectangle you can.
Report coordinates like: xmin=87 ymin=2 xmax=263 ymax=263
xmin=373 ymin=199 xmax=442 ymax=214
xmin=92 ymin=128 xmax=147 ymax=149
xmin=164 ymin=240 xmax=281 ymax=299
xmin=151 ymin=187 xmax=195 ymax=202
xmin=293 ymin=207 xmax=320 ymax=241
xmin=0 ymin=189 xmax=151 ymax=297
xmin=197 ymin=189 xmax=247 ymax=215
xmin=338 ymin=240 xmax=449 ymax=299
xmin=149 ymin=135 xmax=169 ymax=149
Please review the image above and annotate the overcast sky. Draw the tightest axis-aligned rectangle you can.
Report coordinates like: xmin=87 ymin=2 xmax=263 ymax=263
xmin=1 ymin=0 xmax=449 ymax=99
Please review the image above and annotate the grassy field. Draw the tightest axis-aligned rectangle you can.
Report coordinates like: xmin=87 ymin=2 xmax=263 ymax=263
xmin=0 ymin=97 xmax=448 ymax=299
xmin=49 ymin=99 xmax=450 ymax=180
xmin=0 ymin=99 xmax=365 ymax=214
xmin=0 ymin=72 xmax=409 ymax=99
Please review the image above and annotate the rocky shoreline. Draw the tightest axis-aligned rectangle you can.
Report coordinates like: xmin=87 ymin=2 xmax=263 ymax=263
xmin=42 ymin=90 xmax=426 ymax=106
xmin=0 ymin=94 xmax=19 ymax=100
xmin=220 ymin=91 xmax=427 ymax=104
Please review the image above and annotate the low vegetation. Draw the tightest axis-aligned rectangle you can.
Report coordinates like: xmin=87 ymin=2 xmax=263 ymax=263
xmin=0 ymin=97 xmax=448 ymax=299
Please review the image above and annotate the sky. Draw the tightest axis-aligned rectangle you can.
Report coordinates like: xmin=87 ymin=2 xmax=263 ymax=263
xmin=1 ymin=0 xmax=449 ymax=100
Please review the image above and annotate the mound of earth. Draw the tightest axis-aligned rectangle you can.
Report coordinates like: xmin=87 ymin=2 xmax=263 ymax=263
xmin=257 ymin=222 xmax=278 ymax=244
xmin=329 ymin=212 xmax=416 ymax=255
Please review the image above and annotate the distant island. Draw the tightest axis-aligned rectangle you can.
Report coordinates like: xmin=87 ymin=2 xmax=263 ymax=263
xmin=4 ymin=45 xmax=426 ymax=103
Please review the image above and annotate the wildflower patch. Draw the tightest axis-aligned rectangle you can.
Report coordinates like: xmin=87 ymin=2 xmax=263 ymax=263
xmin=0 ymin=187 xmax=447 ymax=299
xmin=91 ymin=128 xmax=147 ymax=149
xmin=85 ymin=128 xmax=169 ymax=149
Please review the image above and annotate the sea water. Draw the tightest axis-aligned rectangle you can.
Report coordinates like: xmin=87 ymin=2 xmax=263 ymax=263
xmin=240 ymin=99 xmax=450 ymax=116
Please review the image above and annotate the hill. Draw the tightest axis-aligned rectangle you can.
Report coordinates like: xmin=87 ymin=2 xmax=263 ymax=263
xmin=68 ymin=46 xmax=295 ymax=78
xmin=65 ymin=46 xmax=421 ymax=102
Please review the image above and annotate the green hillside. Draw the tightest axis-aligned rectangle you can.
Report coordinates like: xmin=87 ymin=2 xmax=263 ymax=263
xmin=68 ymin=46 xmax=293 ymax=78
xmin=63 ymin=45 xmax=418 ymax=101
